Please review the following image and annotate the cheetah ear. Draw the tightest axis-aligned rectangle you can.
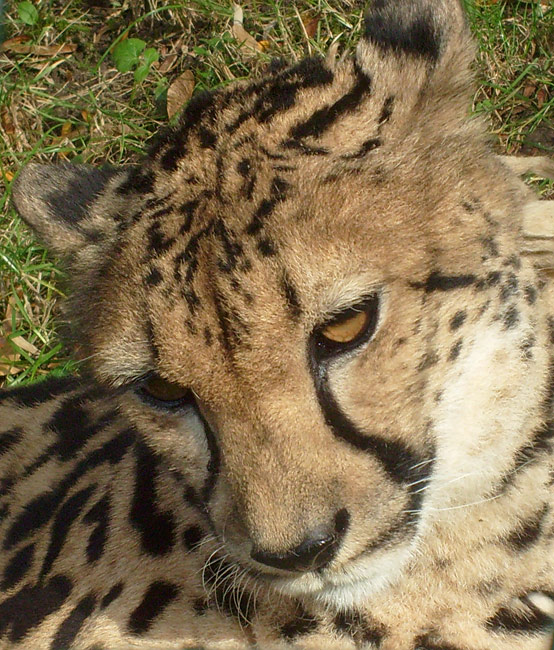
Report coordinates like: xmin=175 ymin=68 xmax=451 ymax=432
xmin=357 ymin=0 xmax=473 ymax=118
xmin=12 ymin=163 xmax=130 ymax=257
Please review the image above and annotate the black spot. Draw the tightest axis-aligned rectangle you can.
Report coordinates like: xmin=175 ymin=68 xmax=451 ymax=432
xmin=504 ymin=254 xmax=521 ymax=270
xmin=289 ymin=64 xmax=371 ymax=140
xmin=39 ymin=484 xmax=96 ymax=579
xmin=128 ymin=581 xmax=180 ymax=635
xmin=257 ymin=238 xmax=277 ymax=256
xmin=343 ymin=137 xmax=381 ymax=159
xmin=417 ymin=351 xmax=439 ymax=371
xmin=145 ymin=220 xmax=175 ymax=260
xmin=245 ymin=176 xmax=289 ymax=236
xmin=179 ymin=199 xmax=199 ymax=235
xmin=0 ymin=574 xmax=72 ymax=643
xmin=214 ymin=219 xmax=244 ymax=273
xmin=182 ymin=525 xmax=204 ymax=551
xmin=334 ymin=610 xmax=386 ymax=645
xmin=0 ymin=428 xmax=23 ymax=455
xmin=130 ymin=441 xmax=176 ymax=556
xmin=198 ymin=126 xmax=217 ymax=148
xmin=502 ymin=305 xmax=519 ymax=330
xmin=378 ymin=96 xmax=395 ymax=125
xmin=364 ymin=2 xmax=443 ymax=62
xmin=505 ymin=504 xmax=549 ymax=552
xmin=116 ymin=167 xmax=155 ymax=195
xmin=100 ymin=582 xmax=124 ymax=609
xmin=414 ymin=633 xmax=466 ymax=650
xmin=48 ymin=396 xmax=117 ymax=461
xmin=1 ymin=543 xmax=35 ymax=590
xmin=280 ymin=603 xmax=319 ymax=640
xmin=41 ymin=165 xmax=119 ymax=224
xmin=204 ymin=326 xmax=213 ymax=346
xmin=449 ymin=310 xmax=467 ymax=331
xmin=410 ymin=271 xmax=476 ymax=293
xmin=281 ymin=139 xmax=329 ymax=156
xmin=50 ymin=594 xmax=96 ymax=650
xmin=481 ymin=236 xmax=499 ymax=257
xmin=520 ymin=335 xmax=535 ymax=361
xmin=145 ymin=267 xmax=163 ymax=286
xmin=0 ymin=376 xmax=80 ymax=408
xmin=486 ymin=601 xmax=554 ymax=634
xmin=448 ymin=339 xmax=462 ymax=362
xmin=83 ymin=494 xmax=111 ymax=563
xmin=229 ymin=58 xmax=334 ymax=132
xmin=500 ymin=273 xmax=519 ymax=302
xmin=524 ymin=285 xmax=537 ymax=305
xmin=193 ymin=598 xmax=209 ymax=615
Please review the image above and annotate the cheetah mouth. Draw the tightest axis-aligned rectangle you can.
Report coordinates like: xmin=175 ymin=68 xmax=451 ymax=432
xmin=258 ymin=542 xmax=415 ymax=608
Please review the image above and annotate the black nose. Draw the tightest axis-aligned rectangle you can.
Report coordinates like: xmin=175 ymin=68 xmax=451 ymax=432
xmin=250 ymin=508 xmax=350 ymax=573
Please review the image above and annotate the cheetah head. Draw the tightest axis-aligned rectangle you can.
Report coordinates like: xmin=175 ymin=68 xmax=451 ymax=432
xmin=12 ymin=0 xmax=550 ymax=609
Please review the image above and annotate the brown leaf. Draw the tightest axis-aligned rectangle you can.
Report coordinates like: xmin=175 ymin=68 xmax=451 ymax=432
xmin=537 ymin=88 xmax=547 ymax=109
xmin=302 ymin=13 xmax=321 ymax=39
xmin=232 ymin=4 xmax=263 ymax=52
xmin=167 ymin=69 xmax=195 ymax=119
xmin=1 ymin=107 xmax=14 ymax=135
xmin=523 ymin=83 xmax=536 ymax=98
xmin=0 ymin=41 xmax=76 ymax=56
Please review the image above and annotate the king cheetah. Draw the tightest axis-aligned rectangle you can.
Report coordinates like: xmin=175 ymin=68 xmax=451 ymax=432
xmin=1 ymin=0 xmax=554 ymax=648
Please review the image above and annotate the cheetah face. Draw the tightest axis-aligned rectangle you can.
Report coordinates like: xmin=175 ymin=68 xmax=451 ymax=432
xmin=12 ymin=0 xmax=549 ymax=609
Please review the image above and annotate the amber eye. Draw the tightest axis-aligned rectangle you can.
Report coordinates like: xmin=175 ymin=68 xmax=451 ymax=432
xmin=138 ymin=373 xmax=193 ymax=408
xmin=321 ymin=309 xmax=369 ymax=343
xmin=314 ymin=294 xmax=380 ymax=359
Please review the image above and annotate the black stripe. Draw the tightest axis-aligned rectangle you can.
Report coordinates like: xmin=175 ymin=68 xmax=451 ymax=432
xmin=281 ymin=273 xmax=302 ymax=319
xmin=83 ymin=494 xmax=111 ymax=563
xmin=128 ymin=581 xmax=180 ymax=635
xmin=312 ymin=366 xmax=429 ymax=485
xmin=289 ymin=65 xmax=371 ymax=140
xmin=505 ymin=504 xmax=549 ymax=552
xmin=343 ymin=137 xmax=381 ymax=159
xmin=410 ymin=271 xmax=476 ymax=293
xmin=4 ymin=428 xmax=135 ymax=550
xmin=0 ymin=428 xmax=23 ymax=455
xmin=486 ymin=601 xmax=554 ymax=634
xmin=40 ymin=484 xmax=96 ymax=578
xmin=130 ymin=441 xmax=176 ymax=556
xmin=50 ymin=594 xmax=96 ymax=650
xmin=198 ymin=407 xmax=221 ymax=508
xmin=363 ymin=2 xmax=443 ymax=62
xmin=0 ymin=575 xmax=72 ymax=643
xmin=0 ymin=376 xmax=80 ymax=407
xmin=1 ymin=543 xmax=35 ymax=590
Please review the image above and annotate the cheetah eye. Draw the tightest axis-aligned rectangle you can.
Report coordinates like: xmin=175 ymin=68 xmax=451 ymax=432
xmin=314 ymin=294 xmax=380 ymax=359
xmin=137 ymin=373 xmax=194 ymax=409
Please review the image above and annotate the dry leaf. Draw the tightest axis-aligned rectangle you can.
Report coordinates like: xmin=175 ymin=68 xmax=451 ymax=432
xmin=537 ymin=88 xmax=547 ymax=109
xmin=0 ymin=41 xmax=76 ymax=56
xmin=523 ymin=84 xmax=536 ymax=98
xmin=167 ymin=70 xmax=195 ymax=119
xmin=302 ymin=13 xmax=321 ymax=39
xmin=232 ymin=4 xmax=263 ymax=52
xmin=3 ymin=171 xmax=14 ymax=183
xmin=61 ymin=121 xmax=73 ymax=138
xmin=10 ymin=336 xmax=39 ymax=356
xmin=159 ymin=53 xmax=178 ymax=75
xmin=1 ymin=107 xmax=14 ymax=135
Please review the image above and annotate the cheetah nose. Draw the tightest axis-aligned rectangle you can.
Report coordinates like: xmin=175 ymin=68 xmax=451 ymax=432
xmin=250 ymin=508 xmax=350 ymax=573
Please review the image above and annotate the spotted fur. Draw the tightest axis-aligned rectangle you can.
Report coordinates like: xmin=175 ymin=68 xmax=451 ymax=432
xmin=3 ymin=0 xmax=554 ymax=648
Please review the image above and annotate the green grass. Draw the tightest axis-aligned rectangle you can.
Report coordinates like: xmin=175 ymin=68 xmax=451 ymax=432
xmin=0 ymin=0 xmax=553 ymax=387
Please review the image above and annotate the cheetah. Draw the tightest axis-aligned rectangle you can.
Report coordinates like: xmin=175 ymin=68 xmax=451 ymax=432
xmin=2 ymin=0 xmax=554 ymax=648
